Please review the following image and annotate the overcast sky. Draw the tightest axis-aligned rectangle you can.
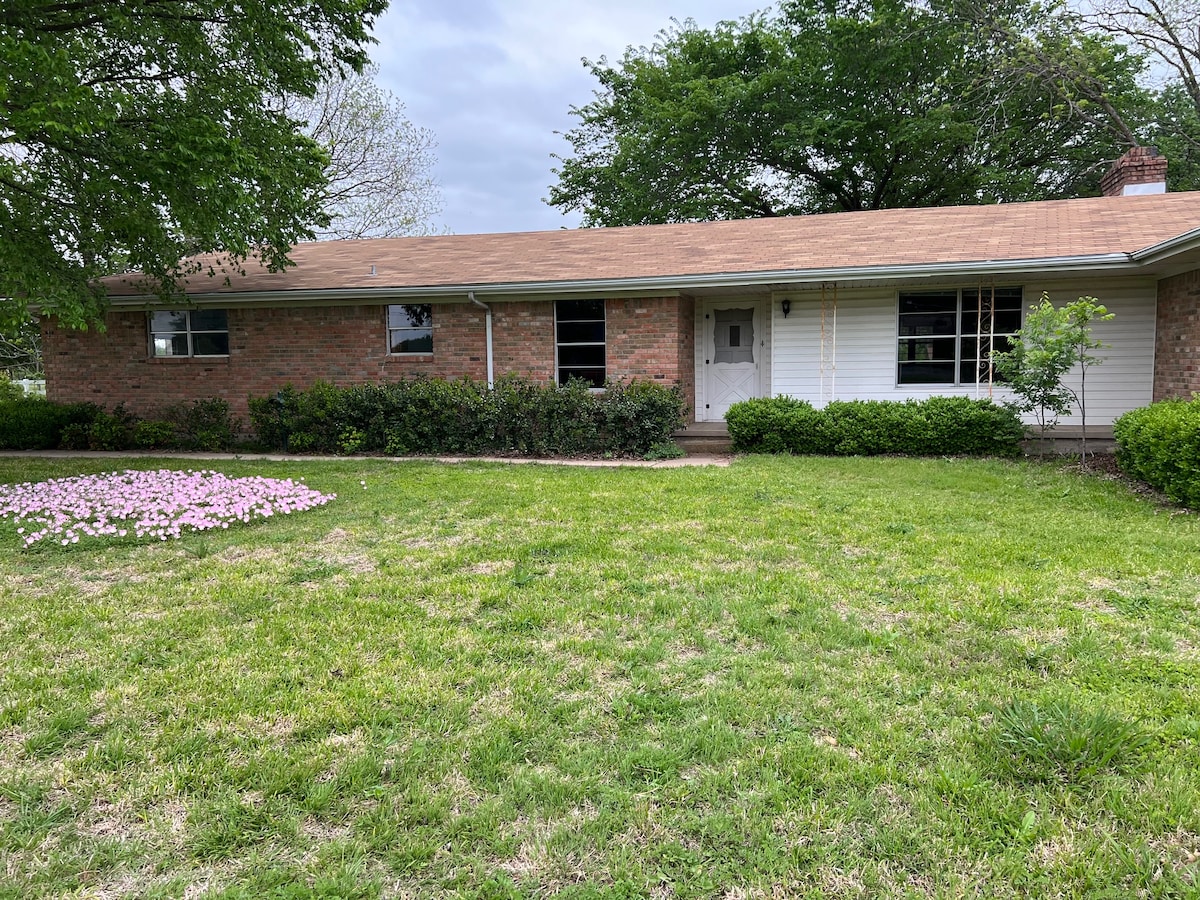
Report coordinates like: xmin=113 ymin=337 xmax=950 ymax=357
xmin=369 ymin=1 xmax=765 ymax=236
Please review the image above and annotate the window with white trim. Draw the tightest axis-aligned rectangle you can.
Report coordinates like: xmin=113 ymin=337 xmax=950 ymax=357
xmin=150 ymin=309 xmax=229 ymax=357
xmin=897 ymin=287 xmax=1022 ymax=385
xmin=387 ymin=304 xmax=433 ymax=354
xmin=555 ymin=299 xmax=606 ymax=387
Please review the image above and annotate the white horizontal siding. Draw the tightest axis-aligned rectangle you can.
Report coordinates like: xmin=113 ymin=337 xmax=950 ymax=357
xmin=768 ymin=278 xmax=1157 ymax=426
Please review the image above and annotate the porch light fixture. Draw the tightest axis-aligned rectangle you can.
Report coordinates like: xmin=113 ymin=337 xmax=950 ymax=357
xmin=781 ymin=298 xmax=791 ymax=318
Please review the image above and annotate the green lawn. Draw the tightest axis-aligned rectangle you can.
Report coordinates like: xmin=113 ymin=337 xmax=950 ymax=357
xmin=1 ymin=455 xmax=1198 ymax=899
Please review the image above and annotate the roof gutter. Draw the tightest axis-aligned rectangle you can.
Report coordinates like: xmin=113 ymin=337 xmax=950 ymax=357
xmin=1130 ymin=225 xmax=1200 ymax=265
xmin=103 ymin=252 xmax=1139 ymax=306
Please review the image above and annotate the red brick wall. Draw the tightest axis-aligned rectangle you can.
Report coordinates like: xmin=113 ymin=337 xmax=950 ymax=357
xmin=43 ymin=303 xmax=488 ymax=420
xmin=1154 ymin=270 xmax=1200 ymax=400
xmin=43 ymin=296 xmax=696 ymax=420
xmin=606 ymin=296 xmax=695 ymax=418
xmin=491 ymin=301 xmax=556 ymax=381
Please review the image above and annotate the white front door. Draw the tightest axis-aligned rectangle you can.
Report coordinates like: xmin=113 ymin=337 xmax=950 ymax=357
xmin=703 ymin=301 xmax=762 ymax=420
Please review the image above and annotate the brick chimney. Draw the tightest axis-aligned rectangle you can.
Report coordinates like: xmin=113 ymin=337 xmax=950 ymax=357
xmin=1101 ymin=146 xmax=1167 ymax=196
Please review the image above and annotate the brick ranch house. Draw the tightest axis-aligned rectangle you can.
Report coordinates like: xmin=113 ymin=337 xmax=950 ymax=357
xmin=42 ymin=148 xmax=1200 ymax=432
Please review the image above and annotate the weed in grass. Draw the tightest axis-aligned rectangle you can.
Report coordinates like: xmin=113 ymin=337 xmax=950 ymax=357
xmin=510 ymin=560 xmax=542 ymax=587
xmin=286 ymin=560 xmax=343 ymax=584
xmin=23 ymin=706 xmax=94 ymax=758
xmin=989 ymin=698 xmax=1154 ymax=783
xmin=181 ymin=538 xmax=216 ymax=559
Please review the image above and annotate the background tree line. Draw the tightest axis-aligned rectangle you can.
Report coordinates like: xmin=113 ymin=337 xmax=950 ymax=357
xmin=0 ymin=0 xmax=441 ymax=354
xmin=548 ymin=0 xmax=1200 ymax=225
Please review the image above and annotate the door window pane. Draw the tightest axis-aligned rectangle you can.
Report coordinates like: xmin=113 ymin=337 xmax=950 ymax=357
xmin=713 ymin=308 xmax=755 ymax=364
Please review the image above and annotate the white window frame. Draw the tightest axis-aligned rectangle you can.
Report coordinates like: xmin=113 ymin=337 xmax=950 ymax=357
xmin=896 ymin=287 xmax=1022 ymax=387
xmin=149 ymin=309 xmax=229 ymax=358
xmin=555 ymin=299 xmax=606 ymax=388
xmin=386 ymin=304 xmax=434 ymax=355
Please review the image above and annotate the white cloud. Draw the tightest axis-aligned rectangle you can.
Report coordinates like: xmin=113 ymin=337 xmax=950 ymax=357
xmin=370 ymin=0 xmax=765 ymax=234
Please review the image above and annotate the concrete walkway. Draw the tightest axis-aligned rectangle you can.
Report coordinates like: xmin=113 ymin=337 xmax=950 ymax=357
xmin=0 ymin=450 xmax=733 ymax=468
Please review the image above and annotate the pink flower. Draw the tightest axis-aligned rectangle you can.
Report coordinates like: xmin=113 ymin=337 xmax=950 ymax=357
xmin=0 ymin=469 xmax=335 ymax=548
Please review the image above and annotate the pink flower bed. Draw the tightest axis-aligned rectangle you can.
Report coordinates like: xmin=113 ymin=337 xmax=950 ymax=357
xmin=0 ymin=469 xmax=336 ymax=547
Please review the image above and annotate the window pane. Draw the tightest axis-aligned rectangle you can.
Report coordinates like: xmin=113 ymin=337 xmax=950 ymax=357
xmin=557 ymin=299 xmax=605 ymax=321
xmin=152 ymin=334 xmax=189 ymax=357
xmin=192 ymin=333 xmax=229 ymax=356
xmin=390 ymin=331 xmax=433 ymax=353
xmin=899 ymin=292 xmax=957 ymax=314
xmin=993 ymin=287 xmax=1024 ymax=310
xmin=898 ymin=361 xmax=956 ymax=384
xmin=151 ymin=310 xmax=188 ymax=332
xmin=559 ymin=368 xmax=606 ymax=388
xmin=899 ymin=313 xmax=957 ymax=336
xmin=190 ymin=309 xmax=228 ymax=331
xmin=960 ymin=358 xmax=989 ymax=384
xmin=992 ymin=310 xmax=1021 ymax=334
xmin=558 ymin=345 xmax=605 ymax=367
xmin=388 ymin=304 xmax=432 ymax=329
xmin=898 ymin=337 xmax=955 ymax=362
xmin=556 ymin=321 xmax=605 ymax=344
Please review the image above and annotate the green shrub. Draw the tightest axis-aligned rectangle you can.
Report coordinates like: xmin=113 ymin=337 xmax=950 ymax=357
xmin=159 ymin=398 xmax=238 ymax=451
xmin=921 ymin=395 xmax=1027 ymax=456
xmin=0 ymin=398 xmax=98 ymax=450
xmin=84 ymin=407 xmax=137 ymax=450
xmin=726 ymin=395 xmax=1023 ymax=457
xmin=248 ymin=377 xmax=685 ymax=457
xmin=0 ymin=396 xmax=238 ymax=452
xmin=725 ymin=397 xmax=830 ymax=454
xmin=1114 ymin=398 xmax=1200 ymax=508
xmin=0 ymin=375 xmax=22 ymax=402
xmin=823 ymin=400 xmax=918 ymax=454
xmin=133 ymin=420 xmax=178 ymax=450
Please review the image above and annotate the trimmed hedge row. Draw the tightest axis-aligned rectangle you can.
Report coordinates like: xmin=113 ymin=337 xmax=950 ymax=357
xmin=248 ymin=377 xmax=687 ymax=458
xmin=1114 ymin=398 xmax=1200 ymax=508
xmin=726 ymin=396 xmax=1025 ymax=456
xmin=0 ymin=399 xmax=98 ymax=450
xmin=0 ymin=398 xmax=239 ymax=451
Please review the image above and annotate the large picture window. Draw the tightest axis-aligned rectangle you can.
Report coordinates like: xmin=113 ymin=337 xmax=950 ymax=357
xmin=387 ymin=304 xmax=433 ymax=354
xmin=897 ymin=287 xmax=1022 ymax=385
xmin=556 ymin=299 xmax=606 ymax=387
xmin=150 ymin=309 xmax=229 ymax=357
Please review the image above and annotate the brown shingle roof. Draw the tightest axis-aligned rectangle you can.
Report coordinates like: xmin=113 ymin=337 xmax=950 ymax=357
xmin=107 ymin=192 xmax=1200 ymax=298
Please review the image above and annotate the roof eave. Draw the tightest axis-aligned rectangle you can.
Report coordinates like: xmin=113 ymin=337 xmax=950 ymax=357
xmin=1130 ymin=226 xmax=1200 ymax=265
xmin=104 ymin=253 xmax=1139 ymax=307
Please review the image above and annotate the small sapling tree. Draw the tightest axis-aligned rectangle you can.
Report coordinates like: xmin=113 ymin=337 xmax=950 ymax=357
xmin=1061 ymin=297 xmax=1114 ymax=458
xmin=993 ymin=293 xmax=1113 ymax=458
xmin=992 ymin=294 xmax=1075 ymax=448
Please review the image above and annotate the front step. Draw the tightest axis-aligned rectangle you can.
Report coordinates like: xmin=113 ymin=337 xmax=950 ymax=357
xmin=673 ymin=422 xmax=732 ymax=455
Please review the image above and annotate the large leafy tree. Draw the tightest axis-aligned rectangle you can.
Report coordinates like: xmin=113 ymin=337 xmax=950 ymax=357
xmin=0 ymin=0 xmax=387 ymax=328
xmin=1085 ymin=0 xmax=1200 ymax=189
xmin=548 ymin=0 xmax=1148 ymax=225
xmin=953 ymin=0 xmax=1199 ymax=189
xmin=285 ymin=64 xmax=442 ymax=240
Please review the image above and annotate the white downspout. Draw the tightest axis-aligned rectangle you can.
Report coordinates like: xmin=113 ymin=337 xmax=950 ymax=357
xmin=468 ymin=292 xmax=494 ymax=388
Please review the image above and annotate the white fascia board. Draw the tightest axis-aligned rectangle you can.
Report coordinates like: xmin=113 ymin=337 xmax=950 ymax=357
xmin=1130 ymin=226 xmax=1200 ymax=265
xmin=105 ymin=253 xmax=1138 ymax=307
